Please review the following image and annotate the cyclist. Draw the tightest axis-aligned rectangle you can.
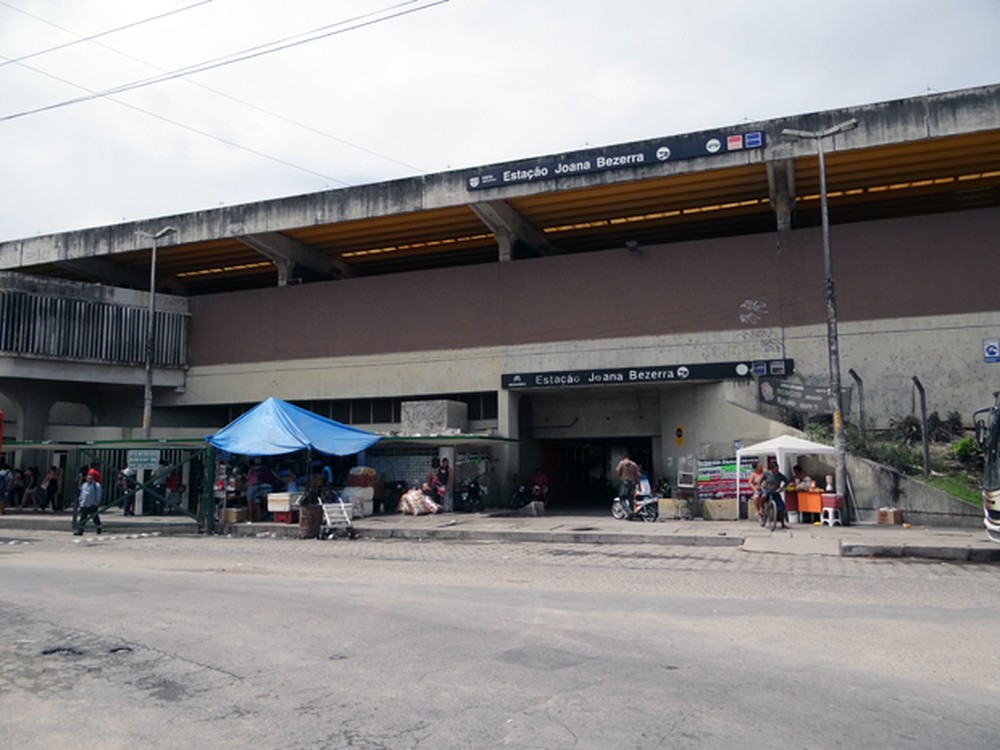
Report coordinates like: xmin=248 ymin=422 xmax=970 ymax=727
xmin=761 ymin=462 xmax=789 ymax=529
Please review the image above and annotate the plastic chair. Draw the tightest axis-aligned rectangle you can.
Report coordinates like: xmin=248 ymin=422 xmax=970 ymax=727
xmin=820 ymin=507 xmax=842 ymax=526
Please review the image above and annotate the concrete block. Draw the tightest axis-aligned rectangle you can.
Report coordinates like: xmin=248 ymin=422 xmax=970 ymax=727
xmin=518 ymin=500 xmax=546 ymax=517
xmin=659 ymin=498 xmax=690 ymax=519
xmin=702 ymin=497 xmax=738 ymax=521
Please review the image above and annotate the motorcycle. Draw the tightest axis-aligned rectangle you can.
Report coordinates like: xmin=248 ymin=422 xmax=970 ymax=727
xmin=509 ymin=478 xmax=545 ymax=509
xmin=456 ymin=476 xmax=485 ymax=512
xmin=612 ymin=491 xmax=659 ymax=522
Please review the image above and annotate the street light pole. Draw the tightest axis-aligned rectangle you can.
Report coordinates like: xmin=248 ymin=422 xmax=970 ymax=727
xmin=782 ymin=119 xmax=857 ymax=515
xmin=137 ymin=226 xmax=177 ymax=438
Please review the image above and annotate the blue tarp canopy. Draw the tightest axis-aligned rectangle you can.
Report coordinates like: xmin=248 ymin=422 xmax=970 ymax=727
xmin=205 ymin=397 xmax=381 ymax=456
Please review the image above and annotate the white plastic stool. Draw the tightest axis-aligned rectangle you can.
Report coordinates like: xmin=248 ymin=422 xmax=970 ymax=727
xmin=820 ymin=507 xmax=842 ymax=526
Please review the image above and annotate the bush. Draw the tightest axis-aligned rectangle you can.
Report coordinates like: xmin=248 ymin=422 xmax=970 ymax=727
xmin=888 ymin=414 xmax=922 ymax=446
xmin=869 ymin=441 xmax=922 ymax=474
xmin=953 ymin=436 xmax=982 ymax=469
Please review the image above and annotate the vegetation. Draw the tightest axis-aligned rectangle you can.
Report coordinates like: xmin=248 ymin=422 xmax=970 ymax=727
xmin=786 ymin=409 xmax=983 ymax=506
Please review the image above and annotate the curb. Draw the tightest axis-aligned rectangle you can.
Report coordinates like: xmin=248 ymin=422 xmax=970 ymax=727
xmin=841 ymin=543 xmax=1000 ymax=563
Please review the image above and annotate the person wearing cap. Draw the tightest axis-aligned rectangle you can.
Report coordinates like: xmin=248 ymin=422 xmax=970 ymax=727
xmin=75 ymin=468 xmax=103 ymax=535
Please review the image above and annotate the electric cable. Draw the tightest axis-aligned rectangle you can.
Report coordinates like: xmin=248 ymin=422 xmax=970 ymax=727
xmin=0 ymin=1 xmax=447 ymax=123
xmin=0 ymin=0 xmax=212 ymax=67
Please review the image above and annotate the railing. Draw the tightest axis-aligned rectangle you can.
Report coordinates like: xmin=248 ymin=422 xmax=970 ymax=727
xmin=0 ymin=289 xmax=188 ymax=367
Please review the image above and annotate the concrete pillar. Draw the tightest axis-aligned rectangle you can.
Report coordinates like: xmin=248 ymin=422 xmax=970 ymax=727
xmin=274 ymin=258 xmax=293 ymax=286
xmin=497 ymin=389 xmax=521 ymax=502
xmin=767 ymin=159 xmax=796 ymax=232
xmin=495 ymin=227 xmax=514 ymax=263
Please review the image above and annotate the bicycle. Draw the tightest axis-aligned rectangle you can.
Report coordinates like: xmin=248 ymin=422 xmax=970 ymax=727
xmin=759 ymin=492 xmax=777 ymax=531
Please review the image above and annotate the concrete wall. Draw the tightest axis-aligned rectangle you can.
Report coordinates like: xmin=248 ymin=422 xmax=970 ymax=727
xmin=175 ymin=208 xmax=1000 ymax=428
xmin=847 ymin=455 xmax=983 ymax=528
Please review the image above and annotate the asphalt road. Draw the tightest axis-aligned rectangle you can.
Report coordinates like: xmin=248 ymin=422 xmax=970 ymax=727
xmin=2 ymin=531 xmax=999 ymax=749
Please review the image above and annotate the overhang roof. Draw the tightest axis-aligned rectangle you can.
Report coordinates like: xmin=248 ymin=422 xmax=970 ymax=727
xmin=3 ymin=85 xmax=999 ymax=296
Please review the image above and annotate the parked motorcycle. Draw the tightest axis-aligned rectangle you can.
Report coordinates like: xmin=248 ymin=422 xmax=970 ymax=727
xmin=509 ymin=477 xmax=544 ymax=509
xmin=612 ymin=492 xmax=659 ymax=522
xmin=456 ymin=477 xmax=484 ymax=512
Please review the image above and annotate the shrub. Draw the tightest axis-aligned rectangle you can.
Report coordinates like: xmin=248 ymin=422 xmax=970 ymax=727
xmin=868 ymin=441 xmax=921 ymax=474
xmin=888 ymin=414 xmax=922 ymax=446
xmin=953 ymin=436 xmax=982 ymax=469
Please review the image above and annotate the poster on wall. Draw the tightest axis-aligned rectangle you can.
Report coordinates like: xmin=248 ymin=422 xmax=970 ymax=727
xmin=697 ymin=458 xmax=757 ymax=499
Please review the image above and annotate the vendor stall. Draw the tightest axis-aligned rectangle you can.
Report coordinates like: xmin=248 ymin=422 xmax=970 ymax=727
xmin=205 ymin=398 xmax=381 ymax=530
xmin=735 ymin=435 xmax=837 ymax=523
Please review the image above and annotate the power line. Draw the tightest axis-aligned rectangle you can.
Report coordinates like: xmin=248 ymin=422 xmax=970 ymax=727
xmin=3 ymin=55 xmax=352 ymax=185
xmin=1 ymin=1 xmax=448 ymax=124
xmin=0 ymin=0 xmax=213 ymax=67
xmin=0 ymin=1 xmax=446 ymax=181
xmin=1 ymin=0 xmax=427 ymax=172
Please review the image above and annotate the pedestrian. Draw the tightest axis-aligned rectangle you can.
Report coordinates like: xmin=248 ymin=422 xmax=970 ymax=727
xmin=615 ymin=452 xmax=640 ymax=514
xmin=437 ymin=457 xmax=454 ymax=511
xmin=75 ymin=468 xmax=103 ymax=535
xmin=151 ymin=459 xmax=169 ymax=515
xmin=0 ymin=462 xmax=11 ymax=515
xmin=40 ymin=465 xmax=60 ymax=511
xmin=18 ymin=466 xmax=40 ymax=511
xmin=749 ymin=462 xmax=765 ymax=519
xmin=119 ymin=467 xmax=138 ymax=516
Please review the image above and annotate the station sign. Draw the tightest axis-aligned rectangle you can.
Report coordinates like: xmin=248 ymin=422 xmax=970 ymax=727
xmin=468 ymin=130 xmax=765 ymax=191
xmin=502 ymin=359 xmax=792 ymax=390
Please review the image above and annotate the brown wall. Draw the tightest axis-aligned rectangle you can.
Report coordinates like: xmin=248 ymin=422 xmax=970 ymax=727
xmin=188 ymin=208 xmax=1000 ymax=367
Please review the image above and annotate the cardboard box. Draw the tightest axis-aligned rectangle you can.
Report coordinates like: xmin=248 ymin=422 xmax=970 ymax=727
xmin=877 ymin=507 xmax=903 ymax=525
xmin=222 ymin=507 xmax=246 ymax=524
xmin=702 ymin=497 xmax=738 ymax=521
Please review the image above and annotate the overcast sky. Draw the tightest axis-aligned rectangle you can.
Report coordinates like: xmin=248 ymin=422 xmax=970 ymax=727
xmin=1 ymin=0 xmax=998 ymax=242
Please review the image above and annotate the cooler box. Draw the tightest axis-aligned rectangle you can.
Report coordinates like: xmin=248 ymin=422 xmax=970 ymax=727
xmin=821 ymin=493 xmax=843 ymax=509
xmin=267 ymin=492 xmax=303 ymax=512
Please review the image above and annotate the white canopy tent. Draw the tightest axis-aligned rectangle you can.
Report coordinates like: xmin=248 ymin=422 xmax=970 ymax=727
xmin=735 ymin=435 xmax=836 ymax=498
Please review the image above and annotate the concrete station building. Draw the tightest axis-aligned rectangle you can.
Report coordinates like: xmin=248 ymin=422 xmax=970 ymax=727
xmin=2 ymin=84 xmax=999 ymax=510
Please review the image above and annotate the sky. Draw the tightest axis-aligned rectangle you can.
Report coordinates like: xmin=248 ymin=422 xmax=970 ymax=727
xmin=1 ymin=0 xmax=999 ymax=242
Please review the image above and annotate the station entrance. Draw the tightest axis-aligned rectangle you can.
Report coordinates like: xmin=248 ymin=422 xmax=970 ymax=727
xmin=536 ymin=437 xmax=653 ymax=512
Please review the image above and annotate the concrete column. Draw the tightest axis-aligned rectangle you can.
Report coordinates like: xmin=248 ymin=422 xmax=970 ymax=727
xmin=767 ymin=159 xmax=796 ymax=232
xmin=495 ymin=227 xmax=514 ymax=263
xmin=496 ymin=389 xmax=521 ymax=502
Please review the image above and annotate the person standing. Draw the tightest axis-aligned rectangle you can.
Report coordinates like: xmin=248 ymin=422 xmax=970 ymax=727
xmin=18 ymin=466 xmax=40 ymax=511
xmin=749 ymin=462 xmax=765 ymax=519
xmin=615 ymin=453 xmax=640 ymax=514
xmin=119 ymin=467 xmax=138 ymax=516
xmin=436 ymin=457 xmax=454 ymax=512
xmin=0 ymin=463 xmax=11 ymax=515
xmin=151 ymin=459 xmax=169 ymax=515
xmin=40 ymin=465 xmax=60 ymax=511
xmin=75 ymin=468 xmax=103 ymax=535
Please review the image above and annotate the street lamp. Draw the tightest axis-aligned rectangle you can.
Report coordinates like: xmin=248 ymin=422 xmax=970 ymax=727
xmin=781 ymin=118 xmax=857 ymax=516
xmin=136 ymin=226 xmax=177 ymax=438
